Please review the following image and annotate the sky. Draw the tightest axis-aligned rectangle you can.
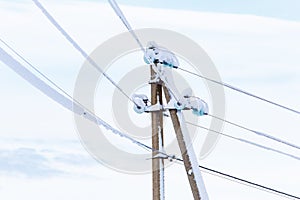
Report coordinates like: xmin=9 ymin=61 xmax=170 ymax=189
xmin=100 ymin=0 xmax=300 ymax=21
xmin=0 ymin=0 xmax=300 ymax=200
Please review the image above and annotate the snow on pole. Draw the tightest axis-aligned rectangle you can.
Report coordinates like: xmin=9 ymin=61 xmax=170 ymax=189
xmin=176 ymin=111 xmax=209 ymax=200
xmin=158 ymin=125 xmax=165 ymax=200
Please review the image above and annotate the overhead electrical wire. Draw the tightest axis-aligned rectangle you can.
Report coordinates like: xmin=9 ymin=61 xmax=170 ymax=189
xmin=108 ymin=0 xmax=145 ymax=53
xmin=0 ymin=38 xmax=72 ymax=103
xmin=172 ymin=158 xmax=300 ymax=200
xmin=207 ymin=113 xmax=300 ymax=151
xmin=25 ymin=0 xmax=299 ymax=198
xmin=31 ymin=0 xmax=138 ymax=107
xmin=107 ymin=0 xmax=182 ymax=102
xmin=1 ymin=39 xmax=299 ymax=200
xmin=177 ymin=67 xmax=300 ymax=116
xmin=104 ymin=0 xmax=300 ymax=153
xmin=103 ymin=1 xmax=300 ymax=198
xmin=194 ymin=162 xmax=300 ymax=200
xmin=186 ymin=121 xmax=300 ymax=161
xmin=0 ymin=38 xmax=151 ymax=150
xmin=199 ymin=169 xmax=297 ymax=200
xmin=0 ymin=44 xmax=152 ymax=153
xmin=33 ymin=0 xmax=181 ymax=104
xmin=107 ymin=0 xmax=300 ymax=116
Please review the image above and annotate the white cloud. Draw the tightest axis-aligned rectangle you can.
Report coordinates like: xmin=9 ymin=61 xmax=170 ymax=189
xmin=0 ymin=138 xmax=99 ymax=177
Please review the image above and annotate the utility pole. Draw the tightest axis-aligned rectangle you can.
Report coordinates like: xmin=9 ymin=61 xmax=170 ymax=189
xmin=107 ymin=1 xmax=208 ymax=199
xmin=149 ymin=62 xmax=208 ymax=200
xmin=151 ymin=64 xmax=165 ymax=200
xmin=132 ymin=47 xmax=209 ymax=199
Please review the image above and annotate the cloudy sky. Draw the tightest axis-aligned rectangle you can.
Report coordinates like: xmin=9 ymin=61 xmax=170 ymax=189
xmin=0 ymin=0 xmax=300 ymax=200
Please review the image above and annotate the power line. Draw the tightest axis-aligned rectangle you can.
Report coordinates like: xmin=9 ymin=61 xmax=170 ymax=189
xmin=177 ymin=67 xmax=300 ymax=115
xmin=107 ymin=0 xmax=300 ymax=117
xmin=196 ymin=163 xmax=300 ymax=200
xmin=108 ymin=0 xmax=145 ymax=53
xmin=34 ymin=0 xmax=184 ymax=109
xmin=105 ymin=0 xmax=300 ymax=153
xmin=24 ymin=0 xmax=300 ymax=198
xmin=107 ymin=0 xmax=182 ymax=104
xmin=0 ymin=37 xmax=151 ymax=152
xmin=172 ymin=158 xmax=299 ymax=200
xmin=198 ymin=167 xmax=295 ymax=200
xmin=108 ymin=0 xmax=300 ymax=117
xmin=1 ymin=39 xmax=299 ymax=200
xmin=186 ymin=121 xmax=300 ymax=161
xmin=207 ymin=113 xmax=300 ymax=151
xmin=32 ymin=0 xmax=138 ymax=107
xmin=0 ymin=38 xmax=72 ymax=104
xmin=173 ymin=156 xmax=300 ymax=199
xmin=0 ymin=43 xmax=152 ymax=153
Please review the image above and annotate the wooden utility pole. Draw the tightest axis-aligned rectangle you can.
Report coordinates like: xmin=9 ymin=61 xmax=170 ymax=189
xmin=151 ymin=64 xmax=165 ymax=200
xmin=150 ymin=63 xmax=207 ymax=200
xmin=163 ymin=86 xmax=207 ymax=200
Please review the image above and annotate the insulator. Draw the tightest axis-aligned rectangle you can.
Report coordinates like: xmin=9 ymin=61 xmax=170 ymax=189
xmin=144 ymin=41 xmax=179 ymax=68
xmin=191 ymin=99 xmax=209 ymax=116
xmin=132 ymin=94 xmax=148 ymax=114
xmin=174 ymin=101 xmax=185 ymax=110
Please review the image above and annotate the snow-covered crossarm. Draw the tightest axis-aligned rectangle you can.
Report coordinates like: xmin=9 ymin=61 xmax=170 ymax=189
xmin=142 ymin=42 xmax=209 ymax=116
xmin=132 ymin=92 xmax=209 ymax=117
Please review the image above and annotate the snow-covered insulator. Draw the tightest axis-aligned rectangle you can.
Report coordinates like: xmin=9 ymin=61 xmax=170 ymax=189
xmin=132 ymin=94 xmax=149 ymax=114
xmin=190 ymin=98 xmax=209 ymax=116
xmin=172 ymin=88 xmax=191 ymax=111
xmin=144 ymin=41 xmax=179 ymax=68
